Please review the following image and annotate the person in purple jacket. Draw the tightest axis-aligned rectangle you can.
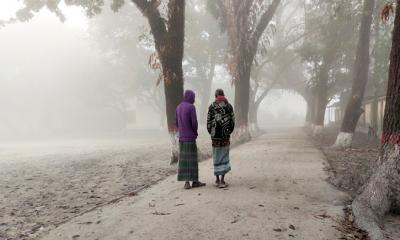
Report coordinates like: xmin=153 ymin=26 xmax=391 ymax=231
xmin=176 ymin=90 xmax=206 ymax=189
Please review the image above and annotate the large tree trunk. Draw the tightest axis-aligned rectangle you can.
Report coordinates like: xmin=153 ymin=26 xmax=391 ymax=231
xmin=352 ymin=2 xmax=400 ymax=239
xmin=221 ymin=0 xmax=281 ymax=141
xmin=233 ymin=58 xmax=252 ymax=140
xmin=312 ymin=59 xmax=330 ymax=137
xmin=133 ymin=0 xmax=186 ymax=164
xmin=333 ymin=0 xmax=375 ymax=148
xmin=163 ymin=0 xmax=185 ymax=164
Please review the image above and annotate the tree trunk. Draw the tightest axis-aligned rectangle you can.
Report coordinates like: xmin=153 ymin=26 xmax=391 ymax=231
xmin=133 ymin=0 xmax=186 ymax=164
xmin=233 ymin=59 xmax=252 ymax=140
xmin=333 ymin=0 xmax=375 ymax=148
xmin=312 ymin=60 xmax=330 ymax=137
xmin=249 ymin=99 xmax=259 ymax=132
xmin=163 ymin=0 xmax=185 ymax=164
xmin=221 ymin=0 xmax=281 ymax=141
xmin=250 ymin=86 xmax=273 ymax=131
xmin=352 ymin=2 xmax=400 ymax=239
xmin=305 ymin=96 xmax=314 ymax=127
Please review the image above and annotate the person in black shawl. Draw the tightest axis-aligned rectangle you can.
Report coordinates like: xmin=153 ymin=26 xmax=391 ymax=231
xmin=207 ymin=89 xmax=235 ymax=188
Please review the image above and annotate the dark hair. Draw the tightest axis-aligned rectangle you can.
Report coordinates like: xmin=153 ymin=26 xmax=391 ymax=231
xmin=215 ymin=89 xmax=225 ymax=97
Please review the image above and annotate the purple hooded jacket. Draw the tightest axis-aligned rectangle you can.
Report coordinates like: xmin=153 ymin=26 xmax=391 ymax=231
xmin=176 ymin=90 xmax=198 ymax=142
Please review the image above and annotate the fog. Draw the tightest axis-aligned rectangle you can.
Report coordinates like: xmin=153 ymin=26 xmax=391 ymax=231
xmin=5 ymin=1 xmax=398 ymax=240
xmin=259 ymin=90 xmax=307 ymax=129
xmin=0 ymin=0 xmax=307 ymax=143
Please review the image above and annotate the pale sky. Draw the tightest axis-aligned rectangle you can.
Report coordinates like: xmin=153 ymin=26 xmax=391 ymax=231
xmin=0 ymin=0 xmax=22 ymax=20
xmin=0 ymin=0 xmax=88 ymax=30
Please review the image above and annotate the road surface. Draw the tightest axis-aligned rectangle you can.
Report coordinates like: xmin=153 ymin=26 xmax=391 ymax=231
xmin=40 ymin=128 xmax=350 ymax=240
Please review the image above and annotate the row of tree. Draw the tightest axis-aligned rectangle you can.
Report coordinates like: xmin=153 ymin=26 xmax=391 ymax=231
xmin=301 ymin=0 xmax=393 ymax=149
xmin=4 ymin=1 xmax=400 ymax=238
xmin=303 ymin=1 xmax=400 ymax=239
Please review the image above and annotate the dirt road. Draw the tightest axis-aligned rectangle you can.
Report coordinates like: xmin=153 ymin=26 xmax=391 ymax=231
xmin=40 ymin=128 xmax=350 ymax=240
xmin=0 ymin=133 xmax=210 ymax=240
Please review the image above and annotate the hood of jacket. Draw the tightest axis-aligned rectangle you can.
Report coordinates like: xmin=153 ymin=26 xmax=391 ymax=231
xmin=183 ymin=90 xmax=195 ymax=104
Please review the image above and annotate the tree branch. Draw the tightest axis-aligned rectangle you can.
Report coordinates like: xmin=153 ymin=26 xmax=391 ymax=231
xmin=251 ymin=0 xmax=281 ymax=44
xmin=215 ymin=0 xmax=228 ymax=28
xmin=254 ymin=27 xmax=317 ymax=76
xmin=131 ymin=0 xmax=167 ymax=51
xmin=167 ymin=0 xmax=185 ymax=40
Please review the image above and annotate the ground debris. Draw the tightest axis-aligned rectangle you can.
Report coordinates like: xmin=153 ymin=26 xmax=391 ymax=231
xmin=0 ymin=136 xmax=212 ymax=240
xmin=151 ymin=211 xmax=171 ymax=216
xmin=231 ymin=215 xmax=241 ymax=224
xmin=314 ymin=212 xmax=330 ymax=220
xmin=332 ymin=206 xmax=368 ymax=240
xmin=309 ymin=125 xmax=378 ymax=196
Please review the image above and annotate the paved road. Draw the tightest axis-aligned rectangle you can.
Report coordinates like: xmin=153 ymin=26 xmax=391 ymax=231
xmin=40 ymin=128 xmax=350 ymax=240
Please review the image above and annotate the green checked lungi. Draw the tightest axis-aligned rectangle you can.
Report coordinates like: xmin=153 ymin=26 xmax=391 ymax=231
xmin=177 ymin=141 xmax=199 ymax=182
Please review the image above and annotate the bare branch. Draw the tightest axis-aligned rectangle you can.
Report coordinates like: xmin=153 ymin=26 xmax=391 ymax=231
xmin=254 ymin=27 xmax=317 ymax=75
xmin=131 ymin=0 xmax=167 ymax=51
xmin=251 ymin=0 xmax=281 ymax=44
xmin=215 ymin=0 xmax=228 ymax=27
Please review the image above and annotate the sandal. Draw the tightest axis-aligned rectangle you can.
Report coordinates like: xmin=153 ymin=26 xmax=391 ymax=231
xmin=192 ymin=181 xmax=206 ymax=188
xmin=184 ymin=182 xmax=191 ymax=190
xmin=214 ymin=181 xmax=220 ymax=188
xmin=219 ymin=182 xmax=228 ymax=188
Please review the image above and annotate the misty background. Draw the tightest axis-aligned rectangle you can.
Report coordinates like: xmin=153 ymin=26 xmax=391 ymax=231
xmin=0 ymin=0 xmax=306 ymax=142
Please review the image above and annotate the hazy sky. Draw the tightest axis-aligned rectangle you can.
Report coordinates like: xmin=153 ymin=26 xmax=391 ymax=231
xmin=0 ymin=0 xmax=87 ymax=29
xmin=0 ymin=0 xmax=21 ymax=20
xmin=0 ymin=1 xmax=308 ymax=140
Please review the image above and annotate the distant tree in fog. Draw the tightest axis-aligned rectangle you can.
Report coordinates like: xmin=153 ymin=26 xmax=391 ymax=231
xmin=333 ymin=0 xmax=375 ymax=148
xmin=248 ymin=0 xmax=306 ymax=131
xmin=7 ymin=0 xmax=186 ymax=164
xmin=300 ymin=0 xmax=359 ymax=136
xmin=209 ymin=0 xmax=281 ymax=140
xmin=184 ymin=0 xmax=226 ymax=125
